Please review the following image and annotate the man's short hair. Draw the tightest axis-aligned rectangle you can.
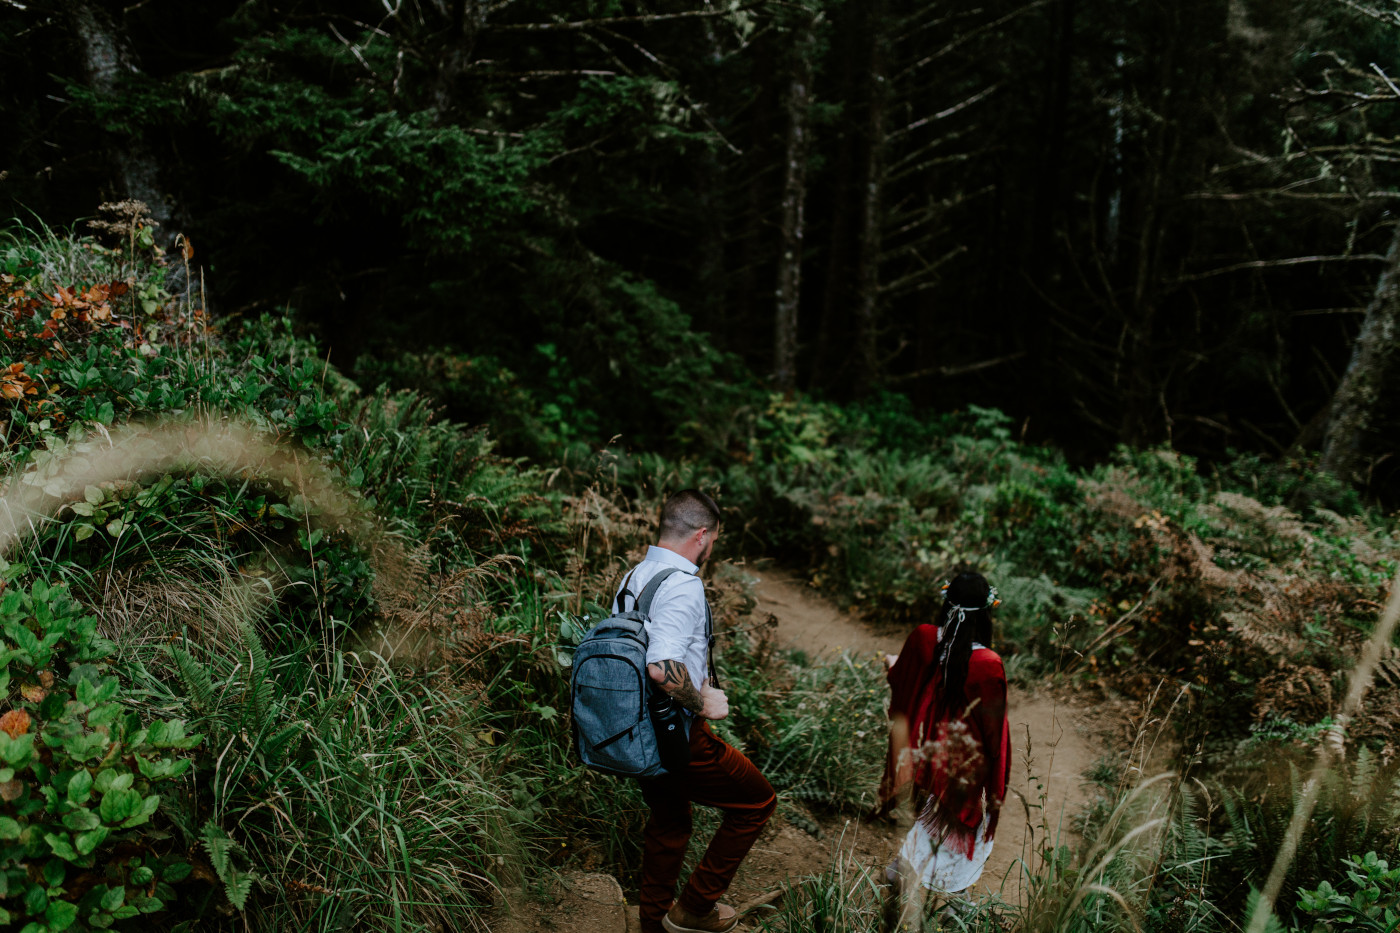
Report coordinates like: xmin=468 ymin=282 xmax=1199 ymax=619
xmin=659 ymin=489 xmax=721 ymax=541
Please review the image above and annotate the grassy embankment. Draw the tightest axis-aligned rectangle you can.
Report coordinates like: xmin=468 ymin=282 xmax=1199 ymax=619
xmin=1 ymin=216 xmax=1397 ymax=931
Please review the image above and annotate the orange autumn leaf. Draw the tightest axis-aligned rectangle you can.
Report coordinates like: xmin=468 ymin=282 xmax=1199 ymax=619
xmin=0 ymin=780 xmax=20 ymax=802
xmin=0 ymin=709 xmax=31 ymax=738
xmin=19 ymin=682 xmax=47 ymax=703
xmin=108 ymin=281 xmax=129 ymax=297
xmin=7 ymin=362 xmax=24 ymax=374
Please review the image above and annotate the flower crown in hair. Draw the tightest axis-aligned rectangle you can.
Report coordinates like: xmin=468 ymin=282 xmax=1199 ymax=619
xmin=939 ymin=580 xmax=1001 ymax=611
xmin=936 ymin=580 xmax=998 ymax=668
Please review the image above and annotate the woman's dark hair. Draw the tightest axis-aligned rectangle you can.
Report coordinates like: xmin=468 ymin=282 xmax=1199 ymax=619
xmin=935 ymin=572 xmax=995 ymax=717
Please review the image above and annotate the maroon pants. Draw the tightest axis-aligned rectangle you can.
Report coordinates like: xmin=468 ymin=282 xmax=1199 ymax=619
xmin=638 ymin=720 xmax=777 ymax=933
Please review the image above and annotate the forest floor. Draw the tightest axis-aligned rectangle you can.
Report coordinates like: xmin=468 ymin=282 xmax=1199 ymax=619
xmin=493 ymin=565 xmax=1121 ymax=932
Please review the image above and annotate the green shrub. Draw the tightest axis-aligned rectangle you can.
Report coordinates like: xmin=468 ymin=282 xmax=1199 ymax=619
xmin=0 ymin=574 xmax=201 ymax=932
xmin=1212 ymin=750 xmax=1400 ymax=923
xmin=1294 ymin=849 xmax=1400 ymax=932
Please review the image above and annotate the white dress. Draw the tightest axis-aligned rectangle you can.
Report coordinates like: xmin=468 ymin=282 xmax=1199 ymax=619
xmin=893 ymin=799 xmax=995 ymax=893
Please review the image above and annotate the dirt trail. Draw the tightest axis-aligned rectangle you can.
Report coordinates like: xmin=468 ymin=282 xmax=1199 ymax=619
xmin=740 ymin=567 xmax=1106 ymax=907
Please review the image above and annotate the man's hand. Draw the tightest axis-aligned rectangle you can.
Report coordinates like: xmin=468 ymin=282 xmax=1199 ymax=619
xmin=648 ymin=660 xmax=731 ymax=720
xmin=699 ymin=684 xmax=729 ymax=721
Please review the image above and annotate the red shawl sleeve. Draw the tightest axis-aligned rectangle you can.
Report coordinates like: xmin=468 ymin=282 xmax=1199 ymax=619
xmin=966 ymin=648 xmax=1011 ymax=840
xmin=878 ymin=624 xmax=940 ymax=805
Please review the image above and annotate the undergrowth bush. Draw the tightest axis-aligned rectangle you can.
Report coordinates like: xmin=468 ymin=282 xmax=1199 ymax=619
xmin=7 ymin=213 xmax=1400 ymax=933
xmin=2 ymin=218 xmax=550 ymax=930
xmin=0 ymin=574 xmax=200 ymax=933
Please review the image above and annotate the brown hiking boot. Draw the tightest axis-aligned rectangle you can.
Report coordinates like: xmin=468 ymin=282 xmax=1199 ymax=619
xmin=661 ymin=901 xmax=738 ymax=933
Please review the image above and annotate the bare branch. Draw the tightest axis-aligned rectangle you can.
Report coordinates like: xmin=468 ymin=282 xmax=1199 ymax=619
xmin=327 ymin=22 xmax=381 ymax=81
xmin=885 ymin=351 xmax=1028 ymax=384
xmin=1182 ymin=190 xmax=1379 ymax=202
xmin=465 ymin=127 xmax=525 ymax=138
xmin=886 ymin=150 xmax=984 ymax=184
xmin=592 ymin=26 xmax=744 ymax=155
xmin=488 ymin=5 xmax=763 ymax=33
xmin=1371 ymin=62 xmax=1400 ymax=98
xmin=1290 ymin=306 xmax=1367 ymax=316
xmin=889 ymin=83 xmax=1001 ymax=139
xmin=1174 ymin=253 xmax=1387 ymax=284
xmin=879 ymin=245 xmax=968 ymax=295
xmin=894 ymin=0 xmax=1050 ymax=84
xmin=480 ymin=69 xmax=619 ymax=79
xmin=1336 ymin=0 xmax=1400 ymax=26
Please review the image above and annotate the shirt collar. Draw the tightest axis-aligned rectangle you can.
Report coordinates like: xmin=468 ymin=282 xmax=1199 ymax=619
xmin=646 ymin=545 xmax=698 ymax=575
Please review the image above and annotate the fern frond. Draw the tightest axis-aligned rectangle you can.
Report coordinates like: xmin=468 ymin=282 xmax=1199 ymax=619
xmin=1244 ymin=889 xmax=1288 ymax=933
xmin=202 ymin=820 xmax=256 ymax=910
xmin=240 ymin=620 xmax=274 ymax=725
xmin=202 ymin=820 xmax=235 ymax=880
xmin=171 ymin=646 xmax=216 ymax=712
xmin=225 ymin=868 xmax=255 ymax=911
xmin=259 ymin=722 xmax=304 ymax=773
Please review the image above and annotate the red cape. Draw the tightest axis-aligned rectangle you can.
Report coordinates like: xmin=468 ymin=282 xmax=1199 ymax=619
xmin=879 ymin=624 xmax=1011 ymax=857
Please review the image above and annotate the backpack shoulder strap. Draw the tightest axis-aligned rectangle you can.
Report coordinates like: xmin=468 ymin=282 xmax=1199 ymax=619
xmin=616 ymin=568 xmax=639 ymax=613
xmin=636 ymin=566 xmax=684 ymax=616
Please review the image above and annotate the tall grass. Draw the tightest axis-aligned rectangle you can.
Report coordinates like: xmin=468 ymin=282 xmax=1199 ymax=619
xmin=754 ymin=651 xmax=890 ymax=812
xmin=753 ymin=837 xmax=889 ymax=933
xmin=118 ymin=619 xmax=513 ymax=931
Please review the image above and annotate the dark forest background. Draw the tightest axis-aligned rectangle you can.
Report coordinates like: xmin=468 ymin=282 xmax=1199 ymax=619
xmin=6 ymin=0 xmax=1400 ymax=491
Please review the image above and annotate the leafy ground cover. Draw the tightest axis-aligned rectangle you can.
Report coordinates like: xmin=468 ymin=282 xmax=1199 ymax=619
xmin=2 ymin=213 xmax=1398 ymax=931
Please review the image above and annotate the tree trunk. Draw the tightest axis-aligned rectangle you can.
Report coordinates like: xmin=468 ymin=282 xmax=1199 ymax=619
xmin=1320 ymin=222 xmax=1400 ymax=485
xmin=428 ymin=0 xmax=484 ymax=115
xmin=851 ymin=0 xmax=889 ymax=397
xmin=773 ymin=15 xmax=816 ymax=394
xmin=65 ymin=0 xmax=179 ymax=236
xmin=813 ymin=4 xmax=860 ymax=392
xmin=696 ymin=141 xmax=728 ymax=336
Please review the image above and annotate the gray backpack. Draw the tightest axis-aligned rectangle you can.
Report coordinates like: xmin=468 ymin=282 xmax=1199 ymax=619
xmin=570 ymin=567 xmax=686 ymax=778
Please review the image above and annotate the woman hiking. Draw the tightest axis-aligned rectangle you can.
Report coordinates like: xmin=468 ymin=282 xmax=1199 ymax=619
xmin=877 ymin=571 xmax=1011 ymax=920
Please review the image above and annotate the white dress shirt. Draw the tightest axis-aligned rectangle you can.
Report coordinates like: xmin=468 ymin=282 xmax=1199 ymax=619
xmin=612 ymin=545 xmax=711 ymax=690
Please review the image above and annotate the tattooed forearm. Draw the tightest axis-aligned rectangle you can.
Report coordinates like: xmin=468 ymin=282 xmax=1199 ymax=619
xmin=648 ymin=660 xmax=703 ymax=714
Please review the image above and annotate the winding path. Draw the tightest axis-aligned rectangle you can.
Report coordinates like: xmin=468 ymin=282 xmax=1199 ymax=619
xmin=493 ymin=565 xmax=1113 ymax=932
xmin=742 ymin=567 xmax=1105 ymax=908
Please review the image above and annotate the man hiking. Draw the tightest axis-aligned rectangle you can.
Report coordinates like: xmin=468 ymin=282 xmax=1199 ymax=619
xmin=613 ymin=489 xmax=776 ymax=933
